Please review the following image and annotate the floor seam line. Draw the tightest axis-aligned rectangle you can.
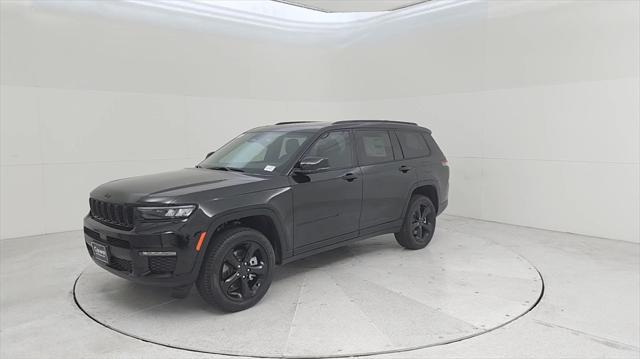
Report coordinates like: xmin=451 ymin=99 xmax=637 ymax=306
xmin=329 ymin=271 xmax=394 ymax=348
xmin=532 ymin=320 xmax=640 ymax=351
xmin=283 ymin=273 xmax=306 ymax=356
xmin=116 ymin=299 xmax=179 ymax=320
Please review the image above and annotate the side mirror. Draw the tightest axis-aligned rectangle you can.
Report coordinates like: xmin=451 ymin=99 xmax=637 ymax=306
xmin=205 ymin=151 xmax=215 ymax=159
xmin=295 ymin=157 xmax=330 ymax=174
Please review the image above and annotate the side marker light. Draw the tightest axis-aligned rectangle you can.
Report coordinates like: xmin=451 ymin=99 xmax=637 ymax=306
xmin=196 ymin=231 xmax=207 ymax=252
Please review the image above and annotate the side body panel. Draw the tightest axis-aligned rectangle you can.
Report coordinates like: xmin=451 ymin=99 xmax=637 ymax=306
xmin=355 ymin=129 xmax=417 ymax=230
xmin=422 ymin=134 xmax=449 ymax=213
xmin=358 ymin=162 xmax=416 ymax=229
xmin=289 ymin=166 xmax=363 ymax=253
xmin=197 ymin=185 xmax=295 ymax=259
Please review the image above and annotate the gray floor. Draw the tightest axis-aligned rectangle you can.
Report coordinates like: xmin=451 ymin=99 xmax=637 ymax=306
xmin=1 ymin=215 xmax=639 ymax=358
xmin=74 ymin=230 xmax=542 ymax=357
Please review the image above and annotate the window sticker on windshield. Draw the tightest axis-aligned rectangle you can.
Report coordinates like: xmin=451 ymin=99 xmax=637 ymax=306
xmin=264 ymin=165 xmax=276 ymax=172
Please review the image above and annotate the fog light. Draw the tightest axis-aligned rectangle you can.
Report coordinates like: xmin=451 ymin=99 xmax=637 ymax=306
xmin=139 ymin=251 xmax=177 ymax=256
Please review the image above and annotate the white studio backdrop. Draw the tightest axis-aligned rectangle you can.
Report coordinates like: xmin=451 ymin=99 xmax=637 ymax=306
xmin=1 ymin=0 xmax=638 ymax=242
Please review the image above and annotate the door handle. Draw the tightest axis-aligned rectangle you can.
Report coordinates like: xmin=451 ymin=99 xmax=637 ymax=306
xmin=399 ymin=165 xmax=412 ymax=173
xmin=341 ymin=173 xmax=358 ymax=182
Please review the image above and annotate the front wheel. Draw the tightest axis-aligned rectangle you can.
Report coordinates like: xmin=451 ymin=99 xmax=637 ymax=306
xmin=395 ymin=195 xmax=436 ymax=250
xmin=196 ymin=227 xmax=275 ymax=312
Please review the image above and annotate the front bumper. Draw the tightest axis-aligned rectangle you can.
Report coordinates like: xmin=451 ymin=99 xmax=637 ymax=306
xmin=83 ymin=214 xmax=207 ymax=287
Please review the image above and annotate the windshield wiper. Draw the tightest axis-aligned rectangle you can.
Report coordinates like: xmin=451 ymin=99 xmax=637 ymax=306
xmin=207 ymin=166 xmax=245 ymax=173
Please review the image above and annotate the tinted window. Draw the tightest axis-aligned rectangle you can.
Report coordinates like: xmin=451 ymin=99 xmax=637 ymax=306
xmin=390 ymin=132 xmax=403 ymax=160
xmin=199 ymin=131 xmax=311 ymax=174
xmin=277 ymin=134 xmax=307 ymax=160
xmin=397 ymin=131 xmax=430 ymax=158
xmin=305 ymin=131 xmax=353 ymax=169
xmin=355 ymin=130 xmax=394 ymax=165
xmin=422 ymin=133 xmax=442 ymax=157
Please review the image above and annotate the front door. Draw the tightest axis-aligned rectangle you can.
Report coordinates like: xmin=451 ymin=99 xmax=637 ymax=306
xmin=290 ymin=130 xmax=362 ymax=253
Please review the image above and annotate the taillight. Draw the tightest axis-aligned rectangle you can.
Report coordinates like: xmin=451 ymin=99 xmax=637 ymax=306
xmin=441 ymin=160 xmax=449 ymax=167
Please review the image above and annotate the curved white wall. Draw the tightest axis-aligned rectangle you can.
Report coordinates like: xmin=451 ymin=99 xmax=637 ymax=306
xmin=330 ymin=0 xmax=640 ymax=242
xmin=1 ymin=0 xmax=638 ymax=242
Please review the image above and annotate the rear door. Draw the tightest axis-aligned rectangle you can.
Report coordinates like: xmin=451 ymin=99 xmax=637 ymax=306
xmin=355 ymin=130 xmax=417 ymax=231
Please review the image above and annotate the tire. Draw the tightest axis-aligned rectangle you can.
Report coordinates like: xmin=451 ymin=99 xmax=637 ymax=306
xmin=395 ymin=195 xmax=437 ymax=250
xmin=196 ymin=226 xmax=275 ymax=312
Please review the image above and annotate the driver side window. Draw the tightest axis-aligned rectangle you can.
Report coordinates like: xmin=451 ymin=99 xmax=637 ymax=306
xmin=305 ymin=131 xmax=353 ymax=170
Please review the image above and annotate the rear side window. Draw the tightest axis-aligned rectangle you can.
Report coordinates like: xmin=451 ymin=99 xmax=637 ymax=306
xmin=396 ymin=131 xmax=430 ymax=158
xmin=355 ymin=130 xmax=394 ymax=165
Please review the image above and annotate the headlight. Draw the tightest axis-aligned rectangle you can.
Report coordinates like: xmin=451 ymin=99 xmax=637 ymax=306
xmin=137 ymin=205 xmax=196 ymax=220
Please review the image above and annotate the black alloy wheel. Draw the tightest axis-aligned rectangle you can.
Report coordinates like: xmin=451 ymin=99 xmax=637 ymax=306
xmin=411 ymin=202 xmax=435 ymax=242
xmin=196 ymin=227 xmax=275 ymax=312
xmin=395 ymin=195 xmax=437 ymax=250
xmin=220 ymin=242 xmax=268 ymax=301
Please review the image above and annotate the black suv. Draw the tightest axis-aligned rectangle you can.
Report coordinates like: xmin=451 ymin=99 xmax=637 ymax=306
xmin=84 ymin=120 xmax=449 ymax=311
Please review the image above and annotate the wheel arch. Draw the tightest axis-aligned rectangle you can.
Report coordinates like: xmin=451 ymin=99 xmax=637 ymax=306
xmin=402 ymin=181 xmax=440 ymax=219
xmin=200 ymin=208 xmax=289 ymax=265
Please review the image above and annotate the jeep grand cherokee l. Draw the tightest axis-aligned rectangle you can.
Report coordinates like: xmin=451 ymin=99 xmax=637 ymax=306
xmin=84 ymin=120 xmax=449 ymax=312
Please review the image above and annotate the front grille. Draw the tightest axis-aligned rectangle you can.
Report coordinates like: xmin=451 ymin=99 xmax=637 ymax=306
xmin=149 ymin=256 xmax=177 ymax=274
xmin=84 ymin=227 xmax=131 ymax=249
xmin=86 ymin=243 xmax=94 ymax=257
xmin=89 ymin=198 xmax=134 ymax=230
xmin=109 ymin=257 xmax=133 ymax=273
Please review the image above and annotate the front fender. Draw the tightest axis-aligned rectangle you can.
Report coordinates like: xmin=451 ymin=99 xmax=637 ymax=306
xmin=191 ymin=188 xmax=293 ymax=274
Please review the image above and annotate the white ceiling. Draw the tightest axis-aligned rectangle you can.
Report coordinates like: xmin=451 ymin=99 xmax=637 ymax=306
xmin=276 ymin=0 xmax=428 ymax=13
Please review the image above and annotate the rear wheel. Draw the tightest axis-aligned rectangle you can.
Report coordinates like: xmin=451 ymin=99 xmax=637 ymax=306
xmin=395 ymin=195 xmax=436 ymax=250
xmin=196 ymin=227 xmax=275 ymax=312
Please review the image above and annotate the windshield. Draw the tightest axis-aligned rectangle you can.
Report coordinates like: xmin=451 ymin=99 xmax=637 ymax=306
xmin=198 ymin=131 xmax=312 ymax=175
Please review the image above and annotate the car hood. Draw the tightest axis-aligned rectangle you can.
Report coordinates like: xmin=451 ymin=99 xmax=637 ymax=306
xmin=90 ymin=168 xmax=276 ymax=204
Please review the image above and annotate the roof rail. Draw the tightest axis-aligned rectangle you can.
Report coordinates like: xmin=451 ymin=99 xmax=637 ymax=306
xmin=333 ymin=120 xmax=417 ymax=126
xmin=275 ymin=121 xmax=318 ymax=125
